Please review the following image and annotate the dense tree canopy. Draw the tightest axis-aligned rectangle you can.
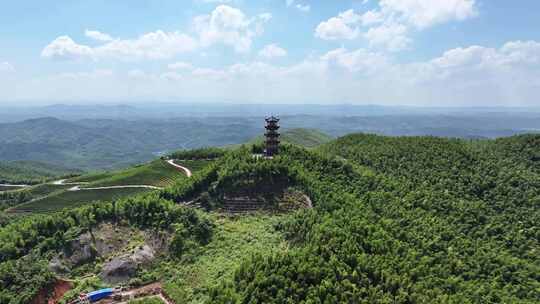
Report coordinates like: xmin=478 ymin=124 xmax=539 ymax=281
xmin=0 ymin=134 xmax=538 ymax=303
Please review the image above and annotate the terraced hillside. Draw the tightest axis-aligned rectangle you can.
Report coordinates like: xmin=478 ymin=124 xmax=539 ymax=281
xmin=75 ymin=160 xmax=189 ymax=188
xmin=11 ymin=187 xmax=151 ymax=214
xmin=6 ymin=159 xmax=209 ymax=214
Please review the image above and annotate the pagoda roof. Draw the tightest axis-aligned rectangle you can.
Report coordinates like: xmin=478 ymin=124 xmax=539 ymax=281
xmin=265 ymin=115 xmax=280 ymax=122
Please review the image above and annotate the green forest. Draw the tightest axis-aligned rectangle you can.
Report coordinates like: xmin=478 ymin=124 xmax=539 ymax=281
xmin=0 ymin=133 xmax=538 ymax=303
xmin=0 ymin=161 xmax=79 ymax=185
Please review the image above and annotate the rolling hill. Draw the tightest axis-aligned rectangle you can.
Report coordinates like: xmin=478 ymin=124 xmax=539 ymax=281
xmin=0 ymin=133 xmax=538 ymax=304
xmin=0 ymin=117 xmax=259 ymax=170
xmin=4 ymin=159 xmax=209 ymax=214
xmin=247 ymin=128 xmax=333 ymax=148
xmin=2 ymin=113 xmax=539 ymax=172
xmin=0 ymin=160 xmax=80 ymax=184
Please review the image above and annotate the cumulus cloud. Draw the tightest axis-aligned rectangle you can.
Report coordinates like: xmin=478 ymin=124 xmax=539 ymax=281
xmin=194 ymin=5 xmax=271 ymax=53
xmin=315 ymin=11 xmax=360 ymax=40
xmin=140 ymin=40 xmax=540 ymax=105
xmin=41 ymin=36 xmax=94 ymax=60
xmin=42 ymin=31 xmax=198 ymax=60
xmin=85 ymin=30 xmax=113 ymax=42
xmin=259 ymin=44 xmax=287 ymax=58
xmin=18 ymin=40 xmax=540 ymax=106
xmin=42 ymin=5 xmax=269 ymax=60
xmin=160 ymin=42 xmax=530 ymax=103
xmin=316 ymin=0 xmax=478 ymax=51
xmin=429 ymin=41 xmax=540 ymax=71
xmin=365 ymin=22 xmax=411 ymax=51
xmin=380 ymin=0 xmax=478 ymax=29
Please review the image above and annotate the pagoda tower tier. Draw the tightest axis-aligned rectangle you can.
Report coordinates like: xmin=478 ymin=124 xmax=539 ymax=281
xmin=264 ymin=116 xmax=280 ymax=157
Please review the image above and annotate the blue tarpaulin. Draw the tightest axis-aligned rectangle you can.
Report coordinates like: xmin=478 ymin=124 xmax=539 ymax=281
xmin=87 ymin=288 xmax=114 ymax=302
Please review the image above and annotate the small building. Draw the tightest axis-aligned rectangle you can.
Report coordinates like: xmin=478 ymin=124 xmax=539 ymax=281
xmin=264 ymin=116 xmax=280 ymax=157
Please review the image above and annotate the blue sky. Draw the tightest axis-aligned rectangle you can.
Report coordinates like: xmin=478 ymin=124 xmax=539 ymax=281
xmin=1 ymin=0 xmax=539 ymax=106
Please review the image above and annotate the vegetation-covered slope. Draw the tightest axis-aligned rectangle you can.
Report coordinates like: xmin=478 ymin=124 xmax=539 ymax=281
xmin=0 ymin=134 xmax=538 ymax=303
xmin=0 ymin=117 xmax=259 ymax=170
xmin=72 ymin=160 xmax=189 ymax=188
xmin=4 ymin=159 xmax=203 ymax=215
xmin=247 ymin=128 xmax=333 ymax=148
xmin=0 ymin=160 xmax=79 ymax=185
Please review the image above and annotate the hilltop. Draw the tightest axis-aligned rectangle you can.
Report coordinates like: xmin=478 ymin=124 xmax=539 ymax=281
xmin=0 ymin=133 xmax=539 ymax=303
xmin=247 ymin=128 xmax=333 ymax=148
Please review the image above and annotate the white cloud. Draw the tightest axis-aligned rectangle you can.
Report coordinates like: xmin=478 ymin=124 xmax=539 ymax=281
xmin=321 ymin=48 xmax=389 ymax=74
xmin=380 ymin=0 xmax=478 ymax=29
xmin=500 ymin=40 xmax=540 ymax=65
xmin=360 ymin=10 xmax=384 ymax=26
xmin=0 ymin=62 xmax=15 ymax=72
xmin=41 ymin=36 xmax=94 ymax=60
xmin=315 ymin=11 xmax=359 ymax=40
xmin=17 ymin=40 xmax=540 ymax=107
xmin=168 ymin=61 xmax=194 ymax=70
xmin=42 ymin=5 xmax=268 ymax=60
xmin=259 ymin=44 xmax=287 ymax=58
xmin=316 ymin=0 xmax=478 ymax=51
xmin=85 ymin=30 xmax=113 ymax=42
xmin=42 ymin=31 xmax=198 ymax=60
xmin=194 ymin=5 xmax=271 ymax=53
xmin=364 ymin=22 xmax=411 ymax=51
xmin=428 ymin=41 xmax=540 ymax=71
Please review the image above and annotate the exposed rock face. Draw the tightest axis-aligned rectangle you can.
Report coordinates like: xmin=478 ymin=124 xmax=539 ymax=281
xmin=49 ymin=224 xmax=164 ymax=283
xmin=63 ymin=233 xmax=97 ymax=266
xmin=48 ymin=256 xmax=70 ymax=274
xmin=100 ymin=245 xmax=155 ymax=284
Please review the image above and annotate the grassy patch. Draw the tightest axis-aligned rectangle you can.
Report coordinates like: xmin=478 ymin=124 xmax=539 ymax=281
xmin=128 ymin=297 xmax=165 ymax=304
xmin=27 ymin=183 xmax=73 ymax=197
xmin=173 ymin=160 xmax=213 ymax=173
xmin=11 ymin=187 xmax=151 ymax=213
xmin=155 ymin=214 xmax=288 ymax=303
xmin=67 ymin=171 xmax=117 ymax=183
xmin=81 ymin=160 xmax=188 ymax=188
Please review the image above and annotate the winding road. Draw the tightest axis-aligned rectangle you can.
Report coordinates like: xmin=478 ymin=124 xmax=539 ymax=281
xmin=0 ymin=183 xmax=30 ymax=188
xmin=166 ymin=159 xmax=192 ymax=177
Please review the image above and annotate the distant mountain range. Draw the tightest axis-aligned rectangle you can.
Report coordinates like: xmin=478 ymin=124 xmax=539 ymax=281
xmin=0 ymin=117 xmax=261 ymax=170
xmin=1 ymin=112 xmax=539 ymax=171
xmin=1 ymin=103 xmax=540 ymax=122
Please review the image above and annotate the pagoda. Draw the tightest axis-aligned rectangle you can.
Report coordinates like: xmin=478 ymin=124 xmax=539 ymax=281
xmin=264 ymin=116 xmax=280 ymax=157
